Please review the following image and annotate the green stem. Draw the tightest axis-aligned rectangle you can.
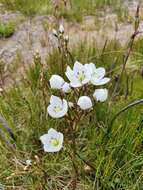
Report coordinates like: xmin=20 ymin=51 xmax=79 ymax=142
xmin=71 ymin=121 xmax=78 ymax=190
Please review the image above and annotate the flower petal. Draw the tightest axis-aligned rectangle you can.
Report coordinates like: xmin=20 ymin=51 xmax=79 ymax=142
xmin=73 ymin=61 xmax=83 ymax=73
xmin=70 ymin=80 xmax=82 ymax=87
xmin=62 ymin=82 xmax=71 ymax=93
xmin=93 ymin=77 xmax=110 ymax=85
xmin=85 ymin=63 xmax=96 ymax=75
xmin=94 ymin=67 xmax=106 ymax=79
xmin=50 ymin=95 xmax=62 ymax=105
xmin=40 ymin=134 xmax=49 ymax=145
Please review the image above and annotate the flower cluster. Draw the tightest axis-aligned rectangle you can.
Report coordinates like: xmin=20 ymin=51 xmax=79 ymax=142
xmin=40 ymin=61 xmax=110 ymax=152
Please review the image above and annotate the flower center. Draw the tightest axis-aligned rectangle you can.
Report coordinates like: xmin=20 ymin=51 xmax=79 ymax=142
xmin=54 ymin=106 xmax=62 ymax=113
xmin=51 ymin=138 xmax=60 ymax=146
xmin=77 ymin=71 xmax=86 ymax=82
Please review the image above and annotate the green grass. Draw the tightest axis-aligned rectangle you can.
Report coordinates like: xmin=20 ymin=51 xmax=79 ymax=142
xmin=0 ymin=0 xmax=129 ymax=22
xmin=58 ymin=0 xmax=128 ymax=22
xmin=0 ymin=0 xmax=49 ymax=16
xmin=0 ymin=22 xmax=14 ymax=38
xmin=0 ymin=37 xmax=142 ymax=189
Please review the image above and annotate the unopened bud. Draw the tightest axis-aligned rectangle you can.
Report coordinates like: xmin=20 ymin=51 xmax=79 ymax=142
xmin=59 ymin=24 xmax=64 ymax=34
xmin=64 ymin=35 xmax=69 ymax=42
xmin=26 ymin=159 xmax=32 ymax=166
xmin=84 ymin=165 xmax=92 ymax=173
xmin=52 ymin=29 xmax=58 ymax=37
xmin=68 ymin=102 xmax=74 ymax=108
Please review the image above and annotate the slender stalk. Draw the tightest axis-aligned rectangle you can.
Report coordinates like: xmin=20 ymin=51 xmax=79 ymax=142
xmin=112 ymin=4 xmax=141 ymax=99
xmin=70 ymin=121 xmax=78 ymax=190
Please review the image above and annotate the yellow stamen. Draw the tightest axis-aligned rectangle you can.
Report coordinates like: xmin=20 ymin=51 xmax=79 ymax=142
xmin=54 ymin=106 xmax=62 ymax=113
xmin=51 ymin=139 xmax=60 ymax=146
xmin=77 ymin=72 xmax=85 ymax=82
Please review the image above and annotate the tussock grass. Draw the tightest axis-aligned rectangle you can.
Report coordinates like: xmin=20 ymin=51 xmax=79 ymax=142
xmin=0 ymin=38 xmax=142 ymax=189
xmin=0 ymin=0 xmax=129 ymax=22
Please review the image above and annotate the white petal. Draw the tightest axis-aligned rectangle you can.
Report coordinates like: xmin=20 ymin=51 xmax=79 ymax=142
xmin=77 ymin=96 xmax=92 ymax=110
xmin=48 ymin=128 xmax=63 ymax=141
xmin=50 ymin=95 xmax=62 ymax=105
xmin=73 ymin=61 xmax=84 ymax=73
xmin=40 ymin=134 xmax=49 ymax=145
xmin=93 ymin=88 xmax=108 ymax=102
xmin=65 ymin=66 xmax=75 ymax=81
xmin=48 ymin=128 xmax=58 ymax=136
xmin=85 ymin=63 xmax=96 ymax=75
xmin=62 ymin=82 xmax=71 ymax=93
xmin=60 ymin=99 xmax=68 ymax=117
xmin=94 ymin=67 xmax=106 ymax=79
xmin=93 ymin=77 xmax=110 ymax=85
xmin=49 ymin=75 xmax=64 ymax=89
xmin=70 ymin=80 xmax=82 ymax=87
xmin=44 ymin=142 xmax=63 ymax=152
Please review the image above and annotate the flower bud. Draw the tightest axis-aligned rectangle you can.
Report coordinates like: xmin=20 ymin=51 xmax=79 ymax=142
xmin=93 ymin=89 xmax=108 ymax=102
xmin=52 ymin=29 xmax=58 ymax=37
xmin=64 ymin=35 xmax=69 ymax=42
xmin=77 ymin=96 xmax=92 ymax=110
xmin=59 ymin=24 xmax=64 ymax=34
xmin=49 ymin=75 xmax=64 ymax=89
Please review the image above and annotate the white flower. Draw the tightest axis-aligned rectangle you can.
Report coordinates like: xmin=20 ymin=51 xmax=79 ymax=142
xmin=49 ymin=75 xmax=65 ymax=89
xmin=77 ymin=96 xmax=92 ymax=110
xmin=85 ymin=63 xmax=110 ymax=85
xmin=62 ymin=82 xmax=71 ymax=93
xmin=93 ymin=88 xmax=108 ymax=102
xmin=65 ymin=61 xmax=91 ymax=88
xmin=47 ymin=95 xmax=68 ymax=118
xmin=59 ymin=24 xmax=64 ymax=33
xmin=40 ymin=128 xmax=64 ymax=152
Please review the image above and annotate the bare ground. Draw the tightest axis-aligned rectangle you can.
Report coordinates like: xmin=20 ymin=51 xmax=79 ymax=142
xmin=0 ymin=1 xmax=142 ymax=87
